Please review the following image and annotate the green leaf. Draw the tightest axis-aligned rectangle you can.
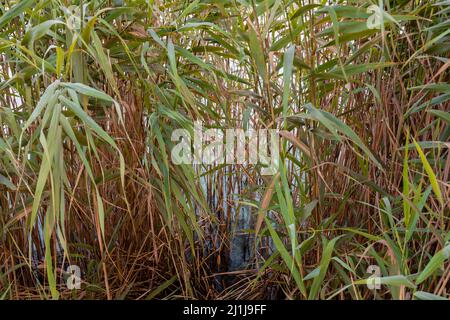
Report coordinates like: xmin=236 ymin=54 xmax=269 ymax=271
xmin=248 ymin=23 xmax=266 ymax=80
xmin=428 ymin=109 xmax=450 ymax=125
xmin=145 ymin=275 xmax=177 ymax=300
xmin=355 ymin=275 xmax=416 ymax=288
xmin=416 ymin=243 xmax=450 ymax=284
xmin=282 ymin=45 xmax=295 ymax=120
xmin=61 ymin=82 xmax=114 ymax=103
xmin=265 ymin=217 xmax=306 ymax=297
xmin=0 ymin=0 xmax=34 ymax=30
xmin=414 ymin=291 xmax=448 ymax=300
xmin=302 ymin=104 xmax=383 ymax=169
xmin=308 ymin=236 xmax=342 ymax=299
xmin=0 ymin=174 xmax=16 ymax=190
xmin=413 ymin=139 xmax=444 ymax=205
xmin=22 ymin=20 xmax=64 ymax=47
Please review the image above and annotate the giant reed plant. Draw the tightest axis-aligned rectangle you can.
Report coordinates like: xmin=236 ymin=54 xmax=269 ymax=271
xmin=0 ymin=0 xmax=449 ymax=300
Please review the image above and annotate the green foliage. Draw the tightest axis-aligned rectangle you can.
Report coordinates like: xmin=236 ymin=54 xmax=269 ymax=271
xmin=0 ymin=0 xmax=448 ymax=300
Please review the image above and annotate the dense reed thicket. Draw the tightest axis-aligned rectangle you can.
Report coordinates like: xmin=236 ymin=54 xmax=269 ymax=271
xmin=0 ymin=0 xmax=449 ymax=300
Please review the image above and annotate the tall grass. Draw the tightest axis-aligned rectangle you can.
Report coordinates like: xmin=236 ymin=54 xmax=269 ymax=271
xmin=0 ymin=0 xmax=449 ymax=300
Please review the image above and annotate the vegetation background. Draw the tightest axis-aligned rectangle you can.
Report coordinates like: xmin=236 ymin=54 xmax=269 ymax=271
xmin=0 ymin=0 xmax=449 ymax=300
